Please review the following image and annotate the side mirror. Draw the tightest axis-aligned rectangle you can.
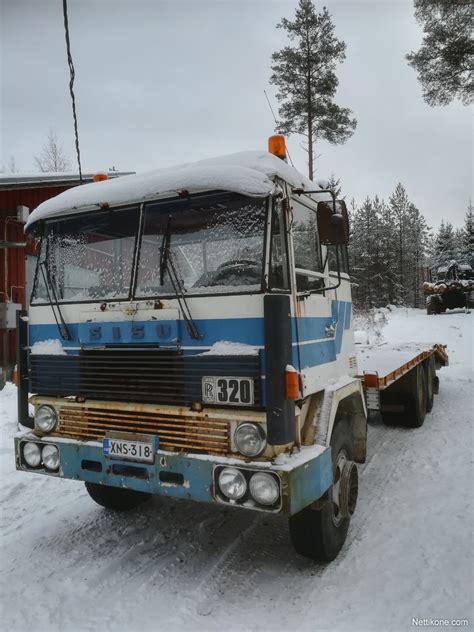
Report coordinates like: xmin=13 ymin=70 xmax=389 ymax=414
xmin=317 ymin=200 xmax=349 ymax=245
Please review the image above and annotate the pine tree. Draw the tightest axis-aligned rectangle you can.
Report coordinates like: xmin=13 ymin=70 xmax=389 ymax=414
xmin=270 ymin=0 xmax=357 ymax=180
xmin=406 ymin=0 xmax=473 ymax=106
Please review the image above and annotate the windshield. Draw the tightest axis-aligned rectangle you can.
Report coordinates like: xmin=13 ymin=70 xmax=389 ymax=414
xmin=31 ymin=193 xmax=267 ymax=304
xmin=136 ymin=193 xmax=267 ymax=297
xmin=32 ymin=206 xmax=140 ymax=303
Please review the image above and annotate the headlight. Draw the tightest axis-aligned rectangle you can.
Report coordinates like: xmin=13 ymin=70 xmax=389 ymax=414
xmin=218 ymin=467 xmax=247 ymax=500
xmin=35 ymin=405 xmax=58 ymax=433
xmin=234 ymin=423 xmax=266 ymax=457
xmin=249 ymin=472 xmax=280 ymax=506
xmin=23 ymin=442 xmax=42 ymax=468
xmin=42 ymin=444 xmax=60 ymax=471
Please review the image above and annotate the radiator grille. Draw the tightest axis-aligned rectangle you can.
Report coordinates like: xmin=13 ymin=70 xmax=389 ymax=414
xmin=30 ymin=349 xmax=261 ymax=407
xmin=55 ymin=404 xmax=231 ymax=454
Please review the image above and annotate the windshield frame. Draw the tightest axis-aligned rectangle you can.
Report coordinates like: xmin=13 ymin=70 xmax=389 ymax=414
xmin=30 ymin=192 xmax=272 ymax=305
xmin=31 ymin=204 xmax=142 ymax=306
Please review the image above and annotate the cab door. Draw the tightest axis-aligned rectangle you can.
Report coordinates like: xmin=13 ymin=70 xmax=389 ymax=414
xmin=288 ymin=196 xmax=336 ymax=390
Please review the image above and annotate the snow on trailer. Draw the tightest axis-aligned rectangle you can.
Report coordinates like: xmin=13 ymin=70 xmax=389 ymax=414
xmin=356 ymin=342 xmax=449 ymax=426
xmin=357 ymin=342 xmax=448 ymax=389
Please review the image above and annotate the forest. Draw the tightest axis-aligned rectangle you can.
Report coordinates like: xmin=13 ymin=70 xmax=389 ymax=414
xmin=344 ymin=182 xmax=473 ymax=310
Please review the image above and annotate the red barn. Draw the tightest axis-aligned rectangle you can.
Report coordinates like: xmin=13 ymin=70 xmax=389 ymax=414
xmin=0 ymin=172 xmax=132 ymax=384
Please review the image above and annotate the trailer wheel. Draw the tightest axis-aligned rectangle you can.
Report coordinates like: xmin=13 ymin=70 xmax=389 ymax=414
xmin=404 ymin=364 xmax=427 ymax=428
xmin=288 ymin=419 xmax=357 ymax=562
xmin=424 ymin=357 xmax=435 ymax=413
xmin=85 ymin=482 xmax=151 ymax=511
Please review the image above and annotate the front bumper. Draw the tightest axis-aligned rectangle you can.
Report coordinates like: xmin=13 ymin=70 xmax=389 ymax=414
xmin=14 ymin=434 xmax=333 ymax=516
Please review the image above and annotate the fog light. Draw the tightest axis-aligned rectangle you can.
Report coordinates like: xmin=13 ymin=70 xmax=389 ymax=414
xmin=35 ymin=405 xmax=58 ymax=434
xmin=218 ymin=467 xmax=247 ymax=500
xmin=42 ymin=444 xmax=60 ymax=471
xmin=23 ymin=442 xmax=42 ymax=468
xmin=234 ymin=423 xmax=266 ymax=458
xmin=249 ymin=472 xmax=279 ymax=506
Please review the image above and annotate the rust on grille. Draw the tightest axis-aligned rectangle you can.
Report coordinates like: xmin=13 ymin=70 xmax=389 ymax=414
xmin=53 ymin=402 xmax=231 ymax=454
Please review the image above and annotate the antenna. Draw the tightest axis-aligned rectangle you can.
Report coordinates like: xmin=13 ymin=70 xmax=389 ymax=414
xmin=263 ymin=90 xmax=295 ymax=168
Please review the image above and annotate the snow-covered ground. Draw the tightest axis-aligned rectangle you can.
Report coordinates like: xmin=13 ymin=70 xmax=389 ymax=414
xmin=1 ymin=308 xmax=472 ymax=632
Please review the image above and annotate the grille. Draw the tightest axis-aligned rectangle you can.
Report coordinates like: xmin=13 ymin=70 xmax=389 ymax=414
xmin=55 ymin=403 xmax=231 ymax=454
xmin=30 ymin=349 xmax=261 ymax=407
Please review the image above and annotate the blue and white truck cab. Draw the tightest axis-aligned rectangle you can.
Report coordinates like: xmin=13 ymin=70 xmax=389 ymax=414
xmin=14 ymin=137 xmax=367 ymax=561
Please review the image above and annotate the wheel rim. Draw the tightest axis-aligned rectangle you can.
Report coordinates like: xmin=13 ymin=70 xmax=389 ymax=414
xmin=331 ymin=450 xmax=347 ymax=527
xmin=331 ymin=450 xmax=359 ymax=526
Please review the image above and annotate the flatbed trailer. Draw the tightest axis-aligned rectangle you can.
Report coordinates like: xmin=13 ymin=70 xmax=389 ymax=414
xmin=357 ymin=343 xmax=448 ymax=426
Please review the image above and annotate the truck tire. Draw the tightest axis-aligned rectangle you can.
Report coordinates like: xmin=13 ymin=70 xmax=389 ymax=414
xmin=288 ymin=419 xmax=357 ymax=562
xmin=404 ymin=364 xmax=427 ymax=428
xmin=424 ymin=356 xmax=435 ymax=413
xmin=85 ymin=482 xmax=151 ymax=511
xmin=426 ymin=295 xmax=441 ymax=315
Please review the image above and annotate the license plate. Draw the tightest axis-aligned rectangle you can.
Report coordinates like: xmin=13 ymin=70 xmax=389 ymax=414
xmin=103 ymin=438 xmax=154 ymax=463
xmin=202 ymin=376 xmax=254 ymax=406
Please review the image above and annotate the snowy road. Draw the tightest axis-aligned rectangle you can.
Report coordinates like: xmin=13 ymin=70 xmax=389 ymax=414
xmin=1 ymin=309 xmax=472 ymax=632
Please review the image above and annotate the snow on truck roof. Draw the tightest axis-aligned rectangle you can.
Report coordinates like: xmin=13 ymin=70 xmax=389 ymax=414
xmin=25 ymin=151 xmax=330 ymax=230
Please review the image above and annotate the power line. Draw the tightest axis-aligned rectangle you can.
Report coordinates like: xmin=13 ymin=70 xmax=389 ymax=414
xmin=263 ymin=90 xmax=295 ymax=168
xmin=62 ymin=0 xmax=83 ymax=183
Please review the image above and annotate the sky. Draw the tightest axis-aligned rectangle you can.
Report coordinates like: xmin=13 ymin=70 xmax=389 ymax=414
xmin=1 ymin=0 xmax=472 ymax=229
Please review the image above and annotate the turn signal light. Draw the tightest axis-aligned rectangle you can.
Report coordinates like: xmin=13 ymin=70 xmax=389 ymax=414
xmin=268 ymin=135 xmax=286 ymax=160
xmin=285 ymin=368 xmax=301 ymax=400
xmin=93 ymin=172 xmax=108 ymax=182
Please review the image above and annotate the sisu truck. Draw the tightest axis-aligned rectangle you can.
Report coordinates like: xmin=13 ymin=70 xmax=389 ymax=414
xmin=14 ymin=136 xmax=448 ymax=561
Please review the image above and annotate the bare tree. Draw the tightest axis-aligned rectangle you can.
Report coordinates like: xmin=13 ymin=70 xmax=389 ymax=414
xmin=7 ymin=155 xmax=18 ymax=173
xmin=34 ymin=130 xmax=71 ymax=172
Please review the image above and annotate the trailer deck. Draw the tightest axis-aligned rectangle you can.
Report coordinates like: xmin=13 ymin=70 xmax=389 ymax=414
xmin=357 ymin=342 xmax=448 ymax=390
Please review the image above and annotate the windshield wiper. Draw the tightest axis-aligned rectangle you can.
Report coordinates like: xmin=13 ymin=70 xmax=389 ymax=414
xmin=159 ymin=215 xmax=172 ymax=286
xmin=40 ymin=261 xmax=72 ymax=341
xmin=166 ymin=253 xmax=201 ymax=340
xmin=158 ymin=220 xmax=201 ymax=340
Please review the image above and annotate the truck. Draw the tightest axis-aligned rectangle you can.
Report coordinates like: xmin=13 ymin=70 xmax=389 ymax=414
xmin=14 ymin=136 xmax=448 ymax=561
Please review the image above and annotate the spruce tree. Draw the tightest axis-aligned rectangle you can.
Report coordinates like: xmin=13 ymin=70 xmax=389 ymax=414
xmin=461 ymin=201 xmax=474 ymax=266
xmin=389 ymin=184 xmax=411 ymax=304
xmin=270 ymin=0 xmax=357 ymax=180
xmin=432 ymin=220 xmax=457 ymax=269
xmin=326 ymin=173 xmax=342 ymax=198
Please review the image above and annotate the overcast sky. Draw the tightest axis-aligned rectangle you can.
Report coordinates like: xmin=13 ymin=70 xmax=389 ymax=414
xmin=1 ymin=0 xmax=472 ymax=228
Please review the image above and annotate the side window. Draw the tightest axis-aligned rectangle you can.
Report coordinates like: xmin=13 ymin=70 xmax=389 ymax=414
xmin=327 ymin=245 xmax=349 ymax=275
xmin=291 ymin=199 xmax=323 ymax=291
xmin=269 ymin=201 xmax=290 ymax=291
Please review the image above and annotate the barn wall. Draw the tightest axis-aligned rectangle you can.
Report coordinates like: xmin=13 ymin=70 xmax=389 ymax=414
xmin=0 ymin=185 xmax=72 ymax=380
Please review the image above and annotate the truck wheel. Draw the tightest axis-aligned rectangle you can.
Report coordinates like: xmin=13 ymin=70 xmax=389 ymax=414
xmin=404 ymin=364 xmax=427 ymax=428
xmin=426 ymin=296 xmax=440 ymax=315
xmin=288 ymin=419 xmax=358 ymax=562
xmin=424 ymin=357 xmax=435 ymax=413
xmin=85 ymin=482 xmax=151 ymax=511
